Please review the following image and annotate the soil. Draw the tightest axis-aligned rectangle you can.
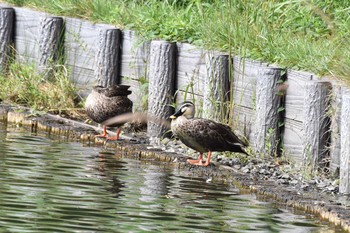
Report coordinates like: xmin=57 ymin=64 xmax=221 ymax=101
xmin=1 ymin=104 xmax=350 ymax=232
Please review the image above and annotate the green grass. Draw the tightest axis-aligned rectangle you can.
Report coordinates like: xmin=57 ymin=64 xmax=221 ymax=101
xmin=0 ymin=61 xmax=79 ymax=111
xmin=1 ymin=0 xmax=350 ymax=82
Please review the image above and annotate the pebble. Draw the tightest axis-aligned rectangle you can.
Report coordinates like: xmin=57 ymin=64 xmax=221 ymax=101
xmin=290 ymin=180 xmax=299 ymax=185
xmin=280 ymin=174 xmax=290 ymax=180
xmin=241 ymin=167 xmax=250 ymax=173
xmin=145 ymin=135 xmax=341 ymax=195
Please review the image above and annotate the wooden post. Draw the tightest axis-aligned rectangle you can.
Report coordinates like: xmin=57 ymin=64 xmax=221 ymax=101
xmin=203 ymin=53 xmax=230 ymax=122
xmin=95 ymin=29 xmax=122 ymax=87
xmin=302 ymin=81 xmax=331 ymax=170
xmin=147 ymin=40 xmax=176 ymax=138
xmin=329 ymin=84 xmax=342 ymax=175
xmin=340 ymin=94 xmax=350 ymax=194
xmin=0 ymin=7 xmax=14 ymax=73
xmin=253 ymin=65 xmax=284 ymax=156
xmin=38 ymin=16 xmax=64 ymax=78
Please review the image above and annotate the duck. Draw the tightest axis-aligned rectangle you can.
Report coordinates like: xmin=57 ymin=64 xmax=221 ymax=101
xmin=170 ymin=101 xmax=248 ymax=166
xmin=85 ymin=85 xmax=133 ymax=140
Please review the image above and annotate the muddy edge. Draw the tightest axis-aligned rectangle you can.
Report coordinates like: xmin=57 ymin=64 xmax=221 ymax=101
xmin=1 ymin=104 xmax=349 ymax=232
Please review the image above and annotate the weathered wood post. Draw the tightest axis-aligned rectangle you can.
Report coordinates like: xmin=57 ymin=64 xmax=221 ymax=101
xmin=0 ymin=7 xmax=15 ymax=73
xmin=329 ymin=84 xmax=342 ymax=175
xmin=302 ymin=81 xmax=331 ymax=170
xmin=95 ymin=29 xmax=122 ymax=87
xmin=253 ymin=65 xmax=285 ymax=156
xmin=38 ymin=16 xmax=64 ymax=79
xmin=340 ymin=93 xmax=350 ymax=194
xmin=147 ymin=40 xmax=176 ymax=138
xmin=203 ymin=53 xmax=230 ymax=121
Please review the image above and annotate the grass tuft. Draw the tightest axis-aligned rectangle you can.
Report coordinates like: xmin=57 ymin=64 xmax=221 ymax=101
xmin=0 ymin=61 xmax=79 ymax=111
xmin=2 ymin=0 xmax=349 ymax=83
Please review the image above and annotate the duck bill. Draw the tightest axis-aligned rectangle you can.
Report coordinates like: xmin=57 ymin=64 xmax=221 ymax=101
xmin=170 ymin=108 xmax=183 ymax=119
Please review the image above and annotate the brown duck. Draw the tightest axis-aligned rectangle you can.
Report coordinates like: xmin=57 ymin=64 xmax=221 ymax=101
xmin=85 ymin=85 xmax=133 ymax=140
xmin=170 ymin=101 xmax=248 ymax=166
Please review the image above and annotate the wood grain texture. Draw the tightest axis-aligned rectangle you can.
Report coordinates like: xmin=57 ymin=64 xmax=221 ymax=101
xmin=329 ymin=84 xmax=342 ymax=174
xmin=12 ymin=7 xmax=47 ymax=64
xmin=176 ymin=42 xmax=206 ymax=99
xmin=147 ymin=41 xmax=176 ymax=137
xmin=283 ymin=70 xmax=317 ymax=164
xmin=203 ymin=53 xmax=229 ymax=121
xmin=0 ymin=7 xmax=14 ymax=73
xmin=65 ymin=17 xmax=114 ymax=89
xmin=95 ymin=29 xmax=121 ymax=87
xmin=340 ymin=94 xmax=350 ymax=194
xmin=302 ymin=81 xmax=331 ymax=169
xmin=120 ymin=30 xmax=150 ymax=80
xmin=38 ymin=16 xmax=64 ymax=78
xmin=231 ymin=57 xmax=259 ymax=140
xmin=253 ymin=65 xmax=284 ymax=155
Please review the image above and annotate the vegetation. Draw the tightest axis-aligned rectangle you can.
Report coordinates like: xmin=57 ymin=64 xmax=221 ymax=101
xmin=2 ymin=0 xmax=350 ymax=82
xmin=0 ymin=61 xmax=79 ymax=111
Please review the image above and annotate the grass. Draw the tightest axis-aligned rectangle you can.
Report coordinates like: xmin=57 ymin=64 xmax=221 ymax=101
xmin=2 ymin=0 xmax=350 ymax=83
xmin=0 ymin=61 xmax=79 ymax=111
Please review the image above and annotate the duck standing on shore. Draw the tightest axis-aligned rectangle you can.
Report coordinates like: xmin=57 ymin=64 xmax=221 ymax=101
xmin=170 ymin=101 xmax=248 ymax=166
xmin=85 ymin=85 xmax=133 ymax=140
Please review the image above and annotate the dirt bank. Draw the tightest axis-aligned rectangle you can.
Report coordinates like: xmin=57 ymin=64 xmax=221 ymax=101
xmin=1 ymin=104 xmax=349 ymax=232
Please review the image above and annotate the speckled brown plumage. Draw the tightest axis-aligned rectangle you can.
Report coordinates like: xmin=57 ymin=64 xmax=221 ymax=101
xmin=85 ymin=85 xmax=133 ymax=140
xmin=171 ymin=101 xmax=247 ymax=166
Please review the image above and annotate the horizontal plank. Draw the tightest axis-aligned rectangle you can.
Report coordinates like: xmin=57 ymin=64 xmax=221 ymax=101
xmin=120 ymin=30 xmax=150 ymax=80
xmin=176 ymin=42 xmax=206 ymax=95
xmin=285 ymin=69 xmax=315 ymax=121
xmin=283 ymin=118 xmax=304 ymax=163
xmin=12 ymin=7 xmax=48 ymax=64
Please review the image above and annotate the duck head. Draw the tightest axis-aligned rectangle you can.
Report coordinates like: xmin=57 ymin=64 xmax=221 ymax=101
xmin=170 ymin=101 xmax=195 ymax=120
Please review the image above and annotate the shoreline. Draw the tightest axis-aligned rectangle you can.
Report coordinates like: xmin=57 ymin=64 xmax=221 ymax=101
xmin=1 ymin=104 xmax=349 ymax=232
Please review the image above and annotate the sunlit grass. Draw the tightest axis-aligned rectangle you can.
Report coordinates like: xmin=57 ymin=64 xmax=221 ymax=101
xmin=2 ymin=0 xmax=350 ymax=82
xmin=0 ymin=61 xmax=79 ymax=111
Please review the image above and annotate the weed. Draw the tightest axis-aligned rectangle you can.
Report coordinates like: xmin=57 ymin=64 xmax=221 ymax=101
xmin=3 ymin=0 xmax=349 ymax=82
xmin=0 ymin=61 xmax=78 ymax=111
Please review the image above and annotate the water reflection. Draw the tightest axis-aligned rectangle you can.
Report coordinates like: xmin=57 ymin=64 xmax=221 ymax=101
xmin=0 ymin=122 xmax=344 ymax=232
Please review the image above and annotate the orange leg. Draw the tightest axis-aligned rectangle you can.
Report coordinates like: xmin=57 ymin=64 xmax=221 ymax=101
xmin=201 ymin=151 xmax=212 ymax=166
xmin=187 ymin=153 xmax=204 ymax=165
xmin=187 ymin=151 xmax=212 ymax=166
xmin=95 ymin=125 xmax=108 ymax=138
xmin=106 ymin=128 xmax=121 ymax=141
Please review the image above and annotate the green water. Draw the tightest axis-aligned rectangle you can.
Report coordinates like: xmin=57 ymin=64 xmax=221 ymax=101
xmin=0 ymin=123 xmax=342 ymax=232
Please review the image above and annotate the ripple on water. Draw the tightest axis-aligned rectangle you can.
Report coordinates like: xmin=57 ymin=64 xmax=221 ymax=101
xmin=0 ymin=123 xmax=344 ymax=232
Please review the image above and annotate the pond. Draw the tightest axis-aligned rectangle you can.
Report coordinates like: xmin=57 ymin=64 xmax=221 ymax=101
xmin=0 ymin=122 xmax=343 ymax=232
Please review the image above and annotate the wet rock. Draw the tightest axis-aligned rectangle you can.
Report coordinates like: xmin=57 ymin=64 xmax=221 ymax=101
xmin=233 ymin=164 xmax=241 ymax=170
xmin=279 ymin=179 xmax=289 ymax=185
xmin=259 ymin=168 xmax=270 ymax=175
xmin=290 ymin=180 xmax=299 ymax=185
xmin=241 ymin=166 xmax=250 ymax=173
xmin=280 ymin=174 xmax=291 ymax=180
xmin=327 ymin=186 xmax=338 ymax=192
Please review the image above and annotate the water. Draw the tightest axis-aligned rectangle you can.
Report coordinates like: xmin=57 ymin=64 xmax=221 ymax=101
xmin=0 ymin=123 xmax=342 ymax=232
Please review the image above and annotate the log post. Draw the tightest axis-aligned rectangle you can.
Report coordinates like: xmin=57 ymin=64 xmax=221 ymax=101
xmin=340 ymin=94 xmax=350 ymax=194
xmin=302 ymin=81 xmax=331 ymax=170
xmin=95 ymin=29 xmax=122 ymax=87
xmin=253 ymin=66 xmax=284 ymax=156
xmin=0 ymin=7 xmax=15 ymax=73
xmin=329 ymin=84 xmax=342 ymax=175
xmin=38 ymin=16 xmax=64 ymax=79
xmin=147 ymin=40 xmax=176 ymax=138
xmin=203 ymin=53 xmax=230 ymax=122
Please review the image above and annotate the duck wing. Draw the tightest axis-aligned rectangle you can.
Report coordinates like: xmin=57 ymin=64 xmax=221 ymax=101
xmin=104 ymin=85 xmax=132 ymax=97
xmin=180 ymin=118 xmax=247 ymax=153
